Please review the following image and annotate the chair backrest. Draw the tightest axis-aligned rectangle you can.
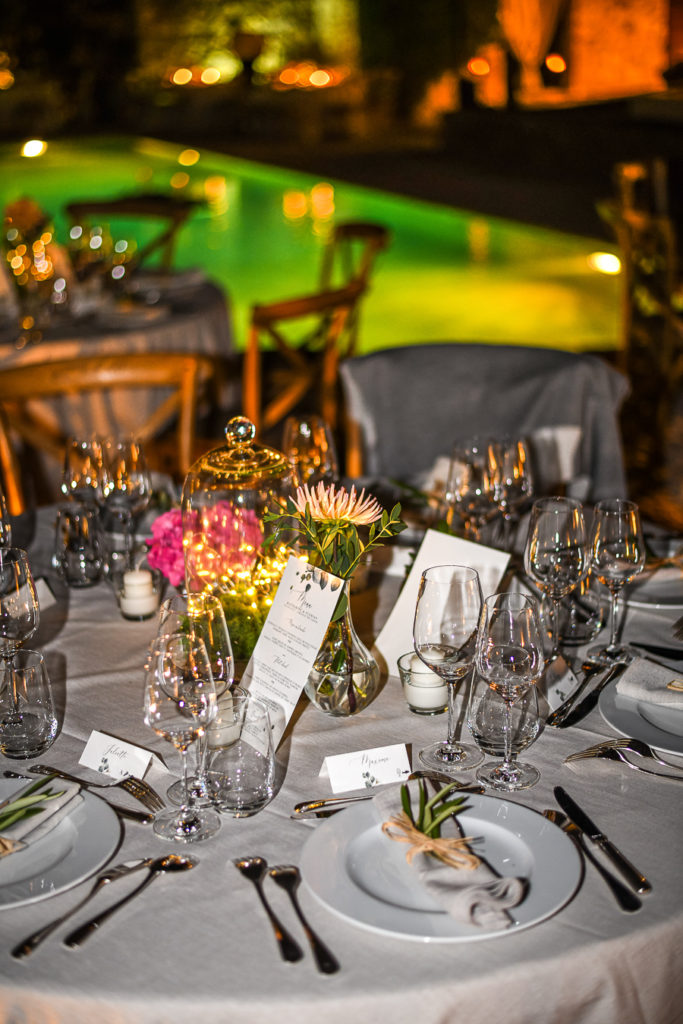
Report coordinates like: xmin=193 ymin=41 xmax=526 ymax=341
xmin=0 ymin=351 xmax=215 ymax=513
xmin=243 ymin=280 xmax=365 ymax=437
xmin=339 ymin=342 xmax=630 ymax=502
xmin=318 ymin=221 xmax=391 ymax=292
xmin=65 ymin=193 xmax=199 ymax=271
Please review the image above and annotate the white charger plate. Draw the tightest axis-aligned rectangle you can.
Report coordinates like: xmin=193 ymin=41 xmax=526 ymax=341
xmin=599 ymin=683 xmax=683 ymax=756
xmin=0 ymin=779 xmax=120 ymax=908
xmin=300 ymin=794 xmax=580 ymax=943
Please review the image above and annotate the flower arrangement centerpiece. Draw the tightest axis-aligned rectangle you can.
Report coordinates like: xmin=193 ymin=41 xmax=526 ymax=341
xmin=264 ymin=481 xmax=405 ymax=716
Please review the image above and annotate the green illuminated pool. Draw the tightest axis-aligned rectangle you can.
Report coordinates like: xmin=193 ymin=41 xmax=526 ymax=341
xmin=0 ymin=135 xmax=620 ymax=352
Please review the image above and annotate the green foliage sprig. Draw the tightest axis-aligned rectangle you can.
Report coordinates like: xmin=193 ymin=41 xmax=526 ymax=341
xmin=0 ymin=775 xmax=66 ymax=833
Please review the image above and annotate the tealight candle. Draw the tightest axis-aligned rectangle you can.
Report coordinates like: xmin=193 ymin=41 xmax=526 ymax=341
xmin=117 ymin=569 xmax=158 ymax=620
xmin=398 ymin=653 xmax=448 ymax=715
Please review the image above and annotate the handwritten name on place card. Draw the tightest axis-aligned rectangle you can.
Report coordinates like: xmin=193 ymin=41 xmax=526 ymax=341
xmin=322 ymin=743 xmax=411 ymax=794
xmin=80 ymin=731 xmax=152 ymax=780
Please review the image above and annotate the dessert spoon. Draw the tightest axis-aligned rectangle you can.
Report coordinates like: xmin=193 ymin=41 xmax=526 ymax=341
xmin=269 ymin=865 xmax=340 ymax=974
xmin=234 ymin=856 xmax=303 ymax=963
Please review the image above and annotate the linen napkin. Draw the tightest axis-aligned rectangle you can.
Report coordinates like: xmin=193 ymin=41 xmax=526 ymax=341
xmin=0 ymin=779 xmax=82 ymax=858
xmin=615 ymin=658 xmax=683 ymax=709
xmin=373 ymin=782 xmax=525 ymax=931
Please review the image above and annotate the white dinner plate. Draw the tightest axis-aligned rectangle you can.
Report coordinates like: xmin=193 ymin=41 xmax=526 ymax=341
xmin=0 ymin=779 xmax=120 ymax=908
xmin=625 ymin=568 xmax=683 ymax=610
xmin=300 ymin=794 xmax=581 ymax=943
xmin=599 ymin=682 xmax=683 ymax=756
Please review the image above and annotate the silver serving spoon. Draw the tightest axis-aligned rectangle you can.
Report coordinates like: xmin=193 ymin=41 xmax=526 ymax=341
xmin=234 ymin=856 xmax=303 ymax=963
xmin=12 ymin=858 xmax=155 ymax=959
xmin=269 ymin=865 xmax=340 ymax=974
xmin=63 ymin=854 xmax=197 ymax=948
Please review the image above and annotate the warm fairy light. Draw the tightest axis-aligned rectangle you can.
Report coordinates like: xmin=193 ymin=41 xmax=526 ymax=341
xmin=467 ymin=57 xmax=490 ymax=77
xmin=178 ymin=148 xmax=200 ymax=166
xmin=310 ymin=182 xmax=335 ymax=220
xmin=545 ymin=54 xmax=567 ymax=74
xmin=283 ymin=190 xmax=308 ymax=220
xmin=279 ymin=67 xmax=299 ymax=86
xmin=170 ymin=172 xmax=190 ymax=189
xmin=310 ymin=69 xmax=331 ymax=87
xmin=201 ymin=67 xmax=221 ymax=85
xmin=588 ymin=252 xmax=621 ymax=275
xmin=172 ymin=68 xmax=193 ymax=86
xmin=0 ymin=69 xmax=14 ymax=90
xmin=21 ymin=139 xmax=47 ymax=158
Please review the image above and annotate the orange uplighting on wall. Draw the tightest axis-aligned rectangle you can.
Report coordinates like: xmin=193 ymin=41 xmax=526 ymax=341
xmin=545 ymin=53 xmax=567 ymax=74
xmin=467 ymin=57 xmax=490 ymax=77
xmin=172 ymin=68 xmax=193 ymax=85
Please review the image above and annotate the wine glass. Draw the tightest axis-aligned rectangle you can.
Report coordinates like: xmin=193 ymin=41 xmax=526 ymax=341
xmin=523 ymin=496 xmax=587 ymax=661
xmin=0 ymin=548 xmax=40 ymax=724
xmin=586 ymin=498 xmax=645 ymax=666
xmin=493 ymin=436 xmax=534 ymax=549
xmin=474 ymin=592 xmax=544 ymax=791
xmin=159 ymin=592 xmax=238 ymax=806
xmin=143 ymin=632 xmax=220 ymax=843
xmin=413 ymin=564 xmax=484 ymax=772
xmin=102 ymin=438 xmax=152 ymax=570
xmin=0 ymin=484 xmax=12 ymax=548
xmin=282 ymin=414 xmax=339 ymax=489
xmin=446 ymin=438 xmax=499 ymax=541
xmin=467 ymin=674 xmax=543 ymax=783
xmin=61 ymin=436 xmax=105 ymax=506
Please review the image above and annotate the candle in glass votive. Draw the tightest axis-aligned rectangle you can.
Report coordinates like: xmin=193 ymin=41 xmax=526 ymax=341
xmin=118 ymin=569 xmax=158 ymax=620
xmin=398 ymin=653 xmax=448 ymax=715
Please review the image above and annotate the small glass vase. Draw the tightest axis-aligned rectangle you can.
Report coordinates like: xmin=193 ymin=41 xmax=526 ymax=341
xmin=305 ymin=581 xmax=381 ymax=717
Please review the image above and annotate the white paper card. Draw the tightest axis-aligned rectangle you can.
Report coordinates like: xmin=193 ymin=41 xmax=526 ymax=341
xmin=373 ymin=529 xmax=510 ymax=676
xmin=35 ymin=577 xmax=57 ymax=610
xmin=79 ymin=731 xmax=152 ymax=780
xmin=242 ymin=556 xmax=344 ymax=748
xmin=538 ymin=656 xmax=580 ymax=712
xmin=322 ymin=743 xmax=411 ymax=794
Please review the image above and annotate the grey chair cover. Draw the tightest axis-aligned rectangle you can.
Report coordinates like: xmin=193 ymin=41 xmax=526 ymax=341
xmin=339 ymin=343 xmax=630 ymax=500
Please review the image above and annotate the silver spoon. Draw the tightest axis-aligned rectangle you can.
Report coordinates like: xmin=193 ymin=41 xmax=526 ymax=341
xmin=12 ymin=858 xmax=155 ymax=959
xmin=269 ymin=865 xmax=340 ymax=974
xmin=234 ymin=856 xmax=303 ymax=963
xmin=63 ymin=854 xmax=197 ymax=948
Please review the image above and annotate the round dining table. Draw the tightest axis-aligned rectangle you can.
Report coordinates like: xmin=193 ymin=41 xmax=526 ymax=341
xmin=0 ymin=508 xmax=681 ymax=1024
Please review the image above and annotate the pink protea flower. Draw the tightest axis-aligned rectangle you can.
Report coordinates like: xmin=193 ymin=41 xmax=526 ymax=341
xmin=292 ymin=482 xmax=383 ymax=526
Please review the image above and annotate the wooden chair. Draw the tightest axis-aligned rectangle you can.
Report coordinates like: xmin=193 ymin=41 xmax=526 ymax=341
xmin=65 ymin=193 xmax=201 ymax=272
xmin=0 ymin=352 xmax=215 ymax=514
xmin=318 ymin=221 xmax=390 ymax=354
xmin=242 ymin=280 xmax=365 ymax=437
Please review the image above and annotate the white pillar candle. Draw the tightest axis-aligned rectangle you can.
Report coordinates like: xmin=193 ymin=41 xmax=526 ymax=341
xmin=118 ymin=569 xmax=158 ymax=619
xmin=398 ymin=653 xmax=448 ymax=714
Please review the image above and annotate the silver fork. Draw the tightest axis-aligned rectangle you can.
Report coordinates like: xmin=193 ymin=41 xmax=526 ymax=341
xmin=11 ymin=859 xmax=154 ymax=958
xmin=565 ymin=745 xmax=683 ymax=781
xmin=598 ymin=737 xmax=683 ymax=773
xmin=28 ymin=764 xmax=165 ymax=812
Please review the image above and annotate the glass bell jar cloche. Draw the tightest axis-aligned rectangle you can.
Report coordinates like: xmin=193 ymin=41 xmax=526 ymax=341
xmin=181 ymin=417 xmax=293 ymax=672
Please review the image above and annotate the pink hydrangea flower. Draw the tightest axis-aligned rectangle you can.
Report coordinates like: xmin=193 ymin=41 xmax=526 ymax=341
xmin=146 ymin=508 xmax=185 ymax=587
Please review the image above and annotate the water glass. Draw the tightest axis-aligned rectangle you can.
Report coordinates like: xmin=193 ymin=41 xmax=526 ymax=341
xmin=282 ymin=414 xmax=339 ymax=488
xmin=0 ymin=650 xmax=58 ymax=758
xmin=54 ymin=503 xmax=103 ymax=587
xmin=206 ymin=693 xmax=275 ymax=817
xmin=467 ymin=675 xmax=543 ymax=762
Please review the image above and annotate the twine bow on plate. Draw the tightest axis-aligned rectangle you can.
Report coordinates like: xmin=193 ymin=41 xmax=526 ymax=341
xmin=381 ymin=811 xmax=480 ymax=870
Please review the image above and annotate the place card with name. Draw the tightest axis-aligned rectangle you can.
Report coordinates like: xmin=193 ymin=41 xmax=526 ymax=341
xmin=321 ymin=743 xmax=411 ymax=794
xmin=241 ymin=555 xmax=344 ymax=747
xmin=79 ymin=730 xmax=153 ymax=780
xmin=373 ymin=529 xmax=510 ymax=676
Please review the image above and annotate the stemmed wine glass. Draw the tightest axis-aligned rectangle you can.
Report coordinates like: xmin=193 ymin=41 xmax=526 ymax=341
xmin=143 ymin=632 xmax=220 ymax=843
xmin=282 ymin=414 xmax=339 ymax=488
xmin=586 ymin=498 xmax=645 ymax=666
xmin=475 ymin=591 xmax=544 ymax=791
xmin=0 ymin=547 xmax=40 ymax=721
xmin=413 ymin=564 xmax=484 ymax=772
xmin=61 ymin=436 xmax=105 ymax=506
xmin=158 ymin=592 xmax=238 ymax=806
xmin=102 ymin=438 xmax=152 ymax=570
xmin=494 ymin=436 xmax=534 ymax=549
xmin=447 ymin=438 xmax=499 ymax=541
xmin=524 ymin=496 xmax=587 ymax=661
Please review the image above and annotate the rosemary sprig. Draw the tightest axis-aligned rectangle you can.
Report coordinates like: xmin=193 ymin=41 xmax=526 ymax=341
xmin=0 ymin=776 xmax=66 ymax=834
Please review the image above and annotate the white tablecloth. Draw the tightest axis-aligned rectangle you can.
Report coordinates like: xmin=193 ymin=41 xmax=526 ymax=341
xmin=0 ymin=511 xmax=681 ymax=1024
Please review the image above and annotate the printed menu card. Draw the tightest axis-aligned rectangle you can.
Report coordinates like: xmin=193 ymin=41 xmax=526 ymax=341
xmin=242 ymin=555 xmax=343 ymax=746
xmin=373 ymin=529 xmax=511 ymax=675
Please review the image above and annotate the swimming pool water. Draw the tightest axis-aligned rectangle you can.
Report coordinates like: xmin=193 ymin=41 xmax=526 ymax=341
xmin=0 ymin=135 xmax=620 ymax=352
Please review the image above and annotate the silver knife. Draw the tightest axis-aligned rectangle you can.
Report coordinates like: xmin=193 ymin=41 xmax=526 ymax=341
xmin=293 ymin=783 xmax=486 ymax=816
xmin=546 ymin=664 xmax=604 ymax=727
xmin=554 ymin=786 xmax=651 ymax=894
xmin=555 ymin=662 xmax=627 ymax=729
